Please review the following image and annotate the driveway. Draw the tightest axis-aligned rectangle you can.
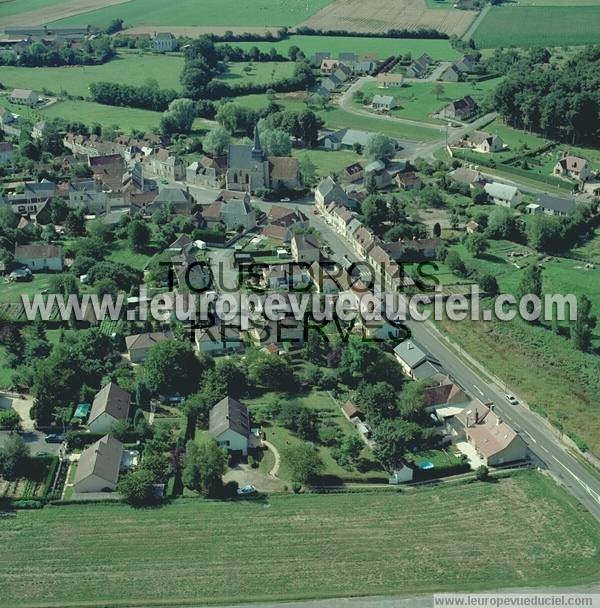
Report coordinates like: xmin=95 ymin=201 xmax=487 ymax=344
xmin=0 ymin=430 xmax=61 ymax=456
xmin=0 ymin=392 xmax=35 ymax=431
xmin=223 ymin=463 xmax=285 ymax=493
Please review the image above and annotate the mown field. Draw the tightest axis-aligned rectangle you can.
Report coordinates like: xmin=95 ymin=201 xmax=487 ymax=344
xmin=227 ymin=35 xmax=461 ymax=61
xmin=473 ymin=5 xmax=600 ymax=47
xmin=0 ymin=52 xmax=184 ymax=98
xmin=49 ymin=0 xmax=332 ymax=28
xmin=0 ymin=473 xmax=598 ymax=607
xmin=0 ymin=0 xmax=64 ymax=19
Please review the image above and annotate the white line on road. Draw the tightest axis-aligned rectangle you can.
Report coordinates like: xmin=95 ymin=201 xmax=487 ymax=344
xmin=473 ymin=385 xmax=484 ymax=396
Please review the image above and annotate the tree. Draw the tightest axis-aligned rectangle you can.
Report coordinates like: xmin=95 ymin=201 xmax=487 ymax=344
xmin=118 ymin=469 xmax=156 ymax=505
xmin=303 ymin=331 xmax=327 ymax=364
xmin=431 ymin=83 xmax=445 ymax=99
xmin=182 ymin=438 xmax=227 ymax=497
xmin=446 ymin=250 xmax=467 ymax=277
xmin=282 ymin=443 xmax=324 ymax=485
xmin=516 ymin=264 xmax=543 ymax=321
xmin=260 ymin=128 xmax=291 ymax=156
xmin=0 ymin=435 xmax=29 ymax=479
xmin=203 ymin=126 xmax=231 ymax=156
xmin=397 ymin=381 xmax=426 ymax=421
xmin=571 ymin=294 xmax=596 ymax=352
xmin=372 ymin=420 xmax=409 ymax=472
xmin=160 ymin=98 xmax=197 ymax=135
xmin=299 ymin=154 xmax=317 ymax=187
xmin=432 ymin=222 xmax=441 ymax=238
xmin=465 ymin=233 xmax=489 ymax=258
xmin=248 ymin=355 xmax=297 ymax=392
xmin=143 ymin=340 xmax=210 ymax=396
xmin=364 ymin=133 xmax=396 ymax=160
xmin=0 ymin=409 xmax=22 ymax=431
xmin=361 ymin=195 xmax=388 ymax=232
xmin=340 ymin=435 xmax=363 ymax=463
xmin=475 ymin=465 xmax=489 ymax=481
xmin=127 ymin=219 xmax=151 ymax=253
xmin=141 ymin=451 xmax=170 ymax=483
xmin=485 ymin=208 xmax=523 ymax=242
xmin=479 ymin=273 xmax=499 ymax=296
xmin=356 ymin=381 xmax=397 ymax=421
xmin=64 ymin=208 xmax=86 ymax=236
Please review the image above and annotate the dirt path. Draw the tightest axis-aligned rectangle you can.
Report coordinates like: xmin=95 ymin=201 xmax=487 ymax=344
xmin=263 ymin=440 xmax=281 ymax=477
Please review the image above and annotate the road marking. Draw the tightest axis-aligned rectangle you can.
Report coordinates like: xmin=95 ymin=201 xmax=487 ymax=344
xmin=548 ymin=454 xmax=600 ymax=505
xmin=472 ymin=385 xmax=484 ymax=396
xmin=522 ymin=430 xmax=537 ymax=444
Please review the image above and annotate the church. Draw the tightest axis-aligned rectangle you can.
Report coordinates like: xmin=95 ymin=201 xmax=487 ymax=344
xmin=225 ymin=127 xmax=301 ymax=194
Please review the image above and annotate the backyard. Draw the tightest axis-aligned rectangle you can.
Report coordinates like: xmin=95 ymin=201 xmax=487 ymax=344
xmin=0 ymin=472 xmax=598 ymax=606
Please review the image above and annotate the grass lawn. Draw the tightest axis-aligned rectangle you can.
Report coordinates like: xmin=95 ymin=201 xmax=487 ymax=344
xmin=0 ymin=347 xmax=13 ymax=389
xmin=356 ymin=78 xmax=501 ymax=125
xmin=319 ymin=106 xmax=441 ymax=142
xmin=217 ymin=61 xmax=295 ymax=86
xmin=50 ymin=0 xmax=331 ymax=28
xmin=245 ymin=389 xmax=386 ymax=482
xmin=226 ymin=36 xmax=461 ymax=62
xmin=292 ymin=148 xmax=363 ymax=179
xmin=108 ymin=240 xmax=154 ymax=271
xmin=473 ymin=5 xmax=600 ymax=48
xmin=0 ymin=472 xmax=598 ymax=606
xmin=0 ymin=52 xmax=184 ymax=98
xmin=0 ymin=273 xmax=55 ymax=305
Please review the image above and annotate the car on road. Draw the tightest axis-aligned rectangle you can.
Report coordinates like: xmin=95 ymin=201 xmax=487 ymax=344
xmin=44 ymin=434 xmax=64 ymax=443
xmin=279 ymin=197 xmax=291 ymax=203
xmin=237 ymin=485 xmax=257 ymax=496
xmin=505 ymin=394 xmax=519 ymax=405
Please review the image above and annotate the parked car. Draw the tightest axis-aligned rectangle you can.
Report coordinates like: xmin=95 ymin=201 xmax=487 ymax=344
xmin=279 ymin=197 xmax=291 ymax=203
xmin=505 ymin=394 xmax=519 ymax=405
xmin=44 ymin=434 xmax=64 ymax=443
xmin=237 ymin=485 xmax=257 ymax=496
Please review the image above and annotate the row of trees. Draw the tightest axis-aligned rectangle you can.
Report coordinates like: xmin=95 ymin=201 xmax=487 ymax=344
xmin=0 ymin=37 xmax=115 ymax=67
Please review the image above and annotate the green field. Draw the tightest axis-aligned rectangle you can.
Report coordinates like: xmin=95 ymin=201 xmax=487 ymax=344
xmin=357 ymin=77 xmax=502 ymax=124
xmin=216 ymin=61 xmax=296 ymax=86
xmin=292 ymin=148 xmax=363 ymax=179
xmin=0 ymin=52 xmax=184 ymax=98
xmin=0 ymin=472 xmax=598 ymax=607
xmin=227 ymin=35 xmax=461 ymax=61
xmin=473 ymin=6 xmax=600 ymax=47
xmin=49 ymin=0 xmax=331 ymax=28
xmin=0 ymin=0 xmax=62 ymax=19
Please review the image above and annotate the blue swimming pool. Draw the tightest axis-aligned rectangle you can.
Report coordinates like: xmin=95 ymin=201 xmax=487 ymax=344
xmin=419 ymin=460 xmax=435 ymax=470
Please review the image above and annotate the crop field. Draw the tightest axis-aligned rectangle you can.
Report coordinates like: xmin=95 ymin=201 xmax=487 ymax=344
xmin=0 ymin=52 xmax=184 ymax=98
xmin=0 ymin=0 xmax=130 ymax=28
xmin=48 ymin=0 xmax=332 ymax=28
xmin=0 ymin=473 xmax=598 ymax=607
xmin=292 ymin=148 xmax=363 ymax=178
xmin=357 ymin=77 xmax=502 ymax=124
xmin=298 ymin=0 xmax=477 ymax=36
xmin=227 ymin=35 xmax=461 ymax=62
xmin=472 ymin=6 xmax=600 ymax=48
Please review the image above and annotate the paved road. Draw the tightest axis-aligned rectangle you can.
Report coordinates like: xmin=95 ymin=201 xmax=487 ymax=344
xmin=462 ymin=3 xmax=491 ymax=41
xmin=303 ymin=208 xmax=600 ymax=522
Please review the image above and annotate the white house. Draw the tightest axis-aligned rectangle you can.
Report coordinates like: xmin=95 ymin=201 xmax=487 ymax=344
xmin=88 ymin=382 xmax=131 ymax=434
xmin=209 ymin=396 xmax=250 ymax=455
xmin=371 ymin=94 xmax=397 ymax=112
xmin=484 ymin=182 xmax=522 ymax=208
xmin=152 ymin=32 xmax=177 ymax=52
xmin=73 ymin=435 xmax=124 ymax=493
xmin=195 ymin=326 xmax=244 ymax=356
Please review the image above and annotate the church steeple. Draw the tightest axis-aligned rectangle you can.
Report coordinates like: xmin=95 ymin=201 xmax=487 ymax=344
xmin=251 ymin=124 xmax=264 ymax=160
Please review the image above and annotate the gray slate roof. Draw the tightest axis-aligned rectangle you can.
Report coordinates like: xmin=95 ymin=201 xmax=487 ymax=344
xmin=209 ymin=396 xmax=250 ymax=439
xmin=89 ymin=382 xmax=131 ymax=426
xmin=536 ymin=193 xmax=576 ymax=214
xmin=74 ymin=435 xmax=123 ymax=487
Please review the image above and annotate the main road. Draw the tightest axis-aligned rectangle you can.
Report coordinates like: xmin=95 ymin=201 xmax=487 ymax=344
xmin=304 ymin=206 xmax=600 ymax=522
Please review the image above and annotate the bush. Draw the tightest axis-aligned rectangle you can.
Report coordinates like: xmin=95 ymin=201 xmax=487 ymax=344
xmin=292 ymin=481 xmax=302 ymax=493
xmin=475 ymin=465 xmax=489 ymax=481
